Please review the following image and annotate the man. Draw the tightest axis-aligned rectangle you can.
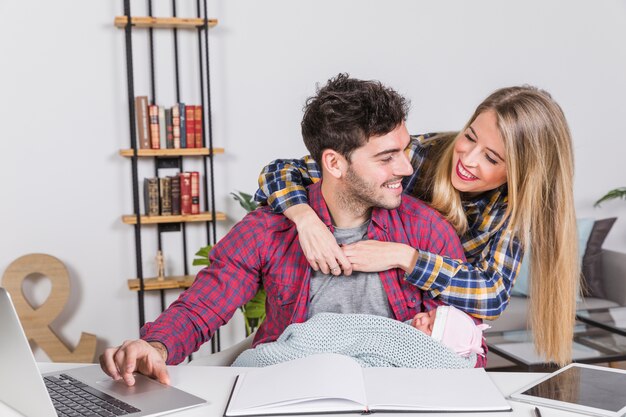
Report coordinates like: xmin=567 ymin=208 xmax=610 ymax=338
xmin=100 ymin=74 xmax=472 ymax=386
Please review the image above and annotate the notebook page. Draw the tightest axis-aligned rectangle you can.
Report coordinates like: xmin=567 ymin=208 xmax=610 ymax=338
xmin=363 ymin=367 xmax=510 ymax=412
xmin=229 ymin=353 xmax=367 ymax=412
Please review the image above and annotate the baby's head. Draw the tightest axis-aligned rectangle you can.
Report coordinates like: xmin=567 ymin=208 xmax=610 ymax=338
xmin=411 ymin=308 xmax=437 ymax=334
xmin=411 ymin=305 xmax=489 ymax=357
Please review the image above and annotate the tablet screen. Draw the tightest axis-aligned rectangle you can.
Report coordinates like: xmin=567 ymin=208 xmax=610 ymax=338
xmin=521 ymin=365 xmax=626 ymax=413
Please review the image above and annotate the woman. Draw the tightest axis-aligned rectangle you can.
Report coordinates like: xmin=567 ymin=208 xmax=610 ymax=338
xmin=255 ymin=86 xmax=578 ymax=365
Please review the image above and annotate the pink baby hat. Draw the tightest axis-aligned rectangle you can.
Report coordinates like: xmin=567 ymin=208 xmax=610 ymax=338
xmin=430 ymin=305 xmax=490 ymax=357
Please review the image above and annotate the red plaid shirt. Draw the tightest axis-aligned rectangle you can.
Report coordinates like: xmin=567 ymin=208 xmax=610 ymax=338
xmin=142 ymin=181 xmax=486 ymax=366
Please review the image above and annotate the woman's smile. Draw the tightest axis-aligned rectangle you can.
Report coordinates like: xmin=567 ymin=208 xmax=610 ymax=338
xmin=455 ymin=160 xmax=478 ymax=181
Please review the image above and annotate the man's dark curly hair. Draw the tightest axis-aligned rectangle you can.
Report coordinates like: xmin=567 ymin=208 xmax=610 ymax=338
xmin=301 ymin=73 xmax=410 ymax=164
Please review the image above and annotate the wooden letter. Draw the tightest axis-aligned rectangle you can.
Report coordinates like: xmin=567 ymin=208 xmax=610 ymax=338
xmin=2 ymin=254 xmax=97 ymax=363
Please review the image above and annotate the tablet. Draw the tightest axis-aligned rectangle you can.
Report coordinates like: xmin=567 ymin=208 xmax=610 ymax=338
xmin=509 ymin=363 xmax=626 ymax=417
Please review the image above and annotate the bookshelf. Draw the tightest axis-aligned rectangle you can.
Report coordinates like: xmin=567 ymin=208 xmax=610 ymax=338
xmin=121 ymin=212 xmax=227 ymax=225
xmin=127 ymin=275 xmax=195 ymax=291
xmin=116 ymin=0 xmax=223 ymax=351
xmin=114 ymin=16 xmax=218 ymax=29
xmin=119 ymin=147 xmax=224 ymax=157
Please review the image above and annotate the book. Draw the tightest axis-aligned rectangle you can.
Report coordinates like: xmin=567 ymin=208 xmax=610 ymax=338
xmin=194 ymin=105 xmax=203 ymax=148
xmin=158 ymin=106 xmax=166 ymax=150
xmin=185 ymin=105 xmax=195 ymax=148
xmin=172 ymin=105 xmax=181 ymax=149
xmin=224 ymin=353 xmax=511 ymax=416
xmin=180 ymin=172 xmax=192 ymax=215
xmin=159 ymin=177 xmax=172 ymax=216
xmin=190 ymin=171 xmax=200 ymax=214
xmin=134 ymin=96 xmax=150 ymax=149
xmin=148 ymin=104 xmax=160 ymax=149
xmin=165 ymin=108 xmax=174 ymax=149
xmin=143 ymin=178 xmax=159 ymax=216
xmin=509 ymin=363 xmax=626 ymax=417
xmin=179 ymin=102 xmax=186 ymax=148
xmin=170 ymin=175 xmax=181 ymax=215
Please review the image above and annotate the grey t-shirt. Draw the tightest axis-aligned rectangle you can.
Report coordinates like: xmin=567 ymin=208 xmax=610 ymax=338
xmin=307 ymin=221 xmax=394 ymax=319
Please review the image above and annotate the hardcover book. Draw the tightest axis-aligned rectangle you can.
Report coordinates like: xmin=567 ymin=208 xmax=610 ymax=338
xmin=179 ymin=102 xmax=186 ymax=148
xmin=158 ymin=105 xmax=166 ymax=150
xmin=185 ymin=105 xmax=195 ymax=148
xmin=224 ymin=353 xmax=510 ymax=417
xmin=172 ymin=105 xmax=181 ymax=149
xmin=190 ymin=171 xmax=200 ymax=214
xmin=170 ymin=175 xmax=181 ymax=215
xmin=159 ymin=177 xmax=172 ymax=216
xmin=180 ymin=172 xmax=192 ymax=215
xmin=143 ymin=177 xmax=159 ymax=216
xmin=148 ymin=104 xmax=160 ymax=149
xmin=134 ymin=96 xmax=150 ymax=149
xmin=194 ymin=105 xmax=203 ymax=148
xmin=165 ymin=108 xmax=174 ymax=149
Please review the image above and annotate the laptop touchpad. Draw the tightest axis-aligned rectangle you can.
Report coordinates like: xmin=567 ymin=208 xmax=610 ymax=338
xmin=96 ymin=375 xmax=166 ymax=397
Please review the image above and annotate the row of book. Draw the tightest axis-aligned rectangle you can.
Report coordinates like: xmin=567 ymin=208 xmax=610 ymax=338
xmin=135 ymin=96 xmax=204 ymax=150
xmin=144 ymin=172 xmax=201 ymax=216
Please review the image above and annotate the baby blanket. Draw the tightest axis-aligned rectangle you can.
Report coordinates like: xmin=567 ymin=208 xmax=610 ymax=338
xmin=232 ymin=313 xmax=476 ymax=368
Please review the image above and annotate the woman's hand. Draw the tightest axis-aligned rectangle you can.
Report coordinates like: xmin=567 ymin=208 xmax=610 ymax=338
xmin=284 ymin=205 xmax=352 ymax=276
xmin=342 ymin=241 xmax=419 ymax=273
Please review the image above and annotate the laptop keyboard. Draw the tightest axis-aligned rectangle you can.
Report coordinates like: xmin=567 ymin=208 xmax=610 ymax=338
xmin=44 ymin=374 xmax=141 ymax=417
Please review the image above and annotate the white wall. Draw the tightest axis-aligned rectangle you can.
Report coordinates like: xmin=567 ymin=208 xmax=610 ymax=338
xmin=1 ymin=0 xmax=625 ymax=361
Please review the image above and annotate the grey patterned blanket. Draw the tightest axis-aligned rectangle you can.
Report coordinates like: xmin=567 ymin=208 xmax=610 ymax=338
xmin=232 ymin=313 xmax=476 ymax=368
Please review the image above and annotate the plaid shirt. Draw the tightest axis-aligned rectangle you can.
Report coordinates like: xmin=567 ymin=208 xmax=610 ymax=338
xmin=255 ymin=134 xmax=523 ymax=320
xmin=143 ymin=181 xmax=486 ymax=366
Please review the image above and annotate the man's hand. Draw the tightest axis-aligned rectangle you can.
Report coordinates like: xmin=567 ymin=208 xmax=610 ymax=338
xmin=99 ymin=339 xmax=170 ymax=387
xmin=284 ymin=204 xmax=352 ymax=276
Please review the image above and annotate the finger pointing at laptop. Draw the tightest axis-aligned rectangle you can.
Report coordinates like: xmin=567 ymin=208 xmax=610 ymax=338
xmin=100 ymin=339 xmax=170 ymax=386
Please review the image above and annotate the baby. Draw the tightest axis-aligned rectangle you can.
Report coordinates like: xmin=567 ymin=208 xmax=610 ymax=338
xmin=410 ymin=305 xmax=490 ymax=358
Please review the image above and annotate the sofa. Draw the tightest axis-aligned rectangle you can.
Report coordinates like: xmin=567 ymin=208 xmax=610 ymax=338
xmin=485 ymin=248 xmax=626 ymax=333
xmin=487 ymin=217 xmax=624 ymax=328
xmin=484 ymin=248 xmax=626 ymax=368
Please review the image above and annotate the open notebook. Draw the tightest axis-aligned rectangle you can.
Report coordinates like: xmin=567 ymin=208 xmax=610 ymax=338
xmin=225 ymin=353 xmax=511 ymax=416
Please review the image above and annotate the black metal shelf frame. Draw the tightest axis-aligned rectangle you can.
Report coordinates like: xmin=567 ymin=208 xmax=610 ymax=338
xmin=121 ymin=0 xmax=220 ymax=352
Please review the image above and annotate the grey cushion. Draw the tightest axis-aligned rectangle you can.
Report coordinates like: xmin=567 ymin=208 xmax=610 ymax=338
xmin=485 ymin=296 xmax=530 ymax=333
xmin=576 ymin=297 xmax=619 ymax=311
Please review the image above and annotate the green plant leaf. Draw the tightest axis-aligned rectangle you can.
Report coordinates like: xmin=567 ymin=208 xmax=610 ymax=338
xmin=240 ymin=288 xmax=266 ymax=336
xmin=192 ymin=245 xmax=212 ymax=266
xmin=594 ymin=187 xmax=626 ymax=207
xmin=231 ymin=191 xmax=259 ymax=213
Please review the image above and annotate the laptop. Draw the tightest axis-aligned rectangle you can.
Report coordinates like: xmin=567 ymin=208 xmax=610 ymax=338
xmin=0 ymin=287 xmax=207 ymax=417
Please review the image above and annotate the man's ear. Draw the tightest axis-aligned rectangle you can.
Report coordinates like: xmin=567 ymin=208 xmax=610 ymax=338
xmin=320 ymin=149 xmax=346 ymax=179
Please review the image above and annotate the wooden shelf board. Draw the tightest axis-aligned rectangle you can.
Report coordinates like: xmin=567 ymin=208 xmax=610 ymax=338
xmin=127 ymin=275 xmax=195 ymax=291
xmin=119 ymin=147 xmax=224 ymax=157
xmin=122 ymin=211 xmax=227 ymax=225
xmin=115 ymin=16 xmax=218 ymax=29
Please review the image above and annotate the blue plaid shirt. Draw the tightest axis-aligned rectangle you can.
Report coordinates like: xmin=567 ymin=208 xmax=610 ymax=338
xmin=255 ymin=133 xmax=524 ymax=320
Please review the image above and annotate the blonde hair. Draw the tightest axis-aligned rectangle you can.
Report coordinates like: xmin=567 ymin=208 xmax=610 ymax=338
xmin=429 ymin=86 xmax=578 ymax=366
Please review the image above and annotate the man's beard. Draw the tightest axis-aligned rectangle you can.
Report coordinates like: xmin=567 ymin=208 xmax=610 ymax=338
xmin=337 ymin=166 xmax=402 ymax=217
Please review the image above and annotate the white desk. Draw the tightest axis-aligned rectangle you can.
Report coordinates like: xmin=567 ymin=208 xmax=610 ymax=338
xmin=0 ymin=363 xmax=570 ymax=416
